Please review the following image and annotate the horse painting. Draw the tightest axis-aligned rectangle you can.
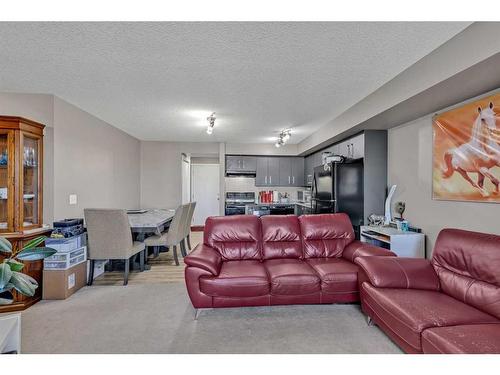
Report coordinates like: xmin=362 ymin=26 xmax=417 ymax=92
xmin=433 ymin=94 xmax=500 ymax=202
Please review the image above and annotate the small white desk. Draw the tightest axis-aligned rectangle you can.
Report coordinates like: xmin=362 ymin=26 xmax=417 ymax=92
xmin=0 ymin=313 xmax=21 ymax=354
xmin=360 ymin=225 xmax=425 ymax=258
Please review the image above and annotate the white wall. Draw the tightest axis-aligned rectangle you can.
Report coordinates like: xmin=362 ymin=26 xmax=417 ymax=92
xmin=140 ymin=141 xmax=220 ymax=209
xmin=388 ymin=101 xmax=500 ymax=256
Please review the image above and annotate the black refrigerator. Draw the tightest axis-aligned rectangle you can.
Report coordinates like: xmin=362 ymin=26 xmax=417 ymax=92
xmin=311 ymin=158 xmax=364 ymax=234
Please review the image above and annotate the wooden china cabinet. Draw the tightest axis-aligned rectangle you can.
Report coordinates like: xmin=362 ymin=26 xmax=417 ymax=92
xmin=0 ymin=116 xmax=51 ymax=313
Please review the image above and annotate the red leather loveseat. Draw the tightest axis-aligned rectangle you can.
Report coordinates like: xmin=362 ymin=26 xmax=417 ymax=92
xmin=355 ymin=229 xmax=500 ymax=354
xmin=184 ymin=213 xmax=394 ymax=310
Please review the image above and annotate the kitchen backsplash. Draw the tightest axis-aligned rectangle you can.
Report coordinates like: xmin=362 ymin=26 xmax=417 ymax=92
xmin=225 ymin=177 xmax=302 ymax=200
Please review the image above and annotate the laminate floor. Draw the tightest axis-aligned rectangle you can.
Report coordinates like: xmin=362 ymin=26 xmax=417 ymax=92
xmin=92 ymin=231 xmax=203 ymax=286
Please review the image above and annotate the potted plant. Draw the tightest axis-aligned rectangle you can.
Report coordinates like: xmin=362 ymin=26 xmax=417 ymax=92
xmin=0 ymin=236 xmax=56 ymax=305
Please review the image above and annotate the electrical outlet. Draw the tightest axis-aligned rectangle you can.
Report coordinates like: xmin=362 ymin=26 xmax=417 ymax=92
xmin=69 ymin=194 xmax=77 ymax=205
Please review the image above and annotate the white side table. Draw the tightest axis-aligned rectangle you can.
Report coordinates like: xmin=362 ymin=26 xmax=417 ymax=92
xmin=0 ymin=313 xmax=21 ymax=354
xmin=360 ymin=225 xmax=426 ymax=258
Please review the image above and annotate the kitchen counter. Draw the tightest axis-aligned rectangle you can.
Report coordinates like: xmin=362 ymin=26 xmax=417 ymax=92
xmin=245 ymin=201 xmax=313 ymax=215
xmin=246 ymin=201 xmax=311 ymax=207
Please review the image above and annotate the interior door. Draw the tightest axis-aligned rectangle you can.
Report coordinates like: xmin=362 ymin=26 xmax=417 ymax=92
xmin=191 ymin=163 xmax=220 ymax=226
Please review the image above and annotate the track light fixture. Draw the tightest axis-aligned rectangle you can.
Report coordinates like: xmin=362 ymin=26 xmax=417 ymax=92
xmin=275 ymin=129 xmax=292 ymax=147
xmin=206 ymin=112 xmax=216 ymax=135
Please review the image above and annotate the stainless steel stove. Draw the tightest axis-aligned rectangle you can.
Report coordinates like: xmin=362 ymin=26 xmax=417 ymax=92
xmin=225 ymin=192 xmax=255 ymax=215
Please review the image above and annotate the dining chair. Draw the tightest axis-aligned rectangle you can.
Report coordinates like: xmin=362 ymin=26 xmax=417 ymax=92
xmin=184 ymin=201 xmax=197 ymax=252
xmin=144 ymin=203 xmax=189 ymax=266
xmin=84 ymin=208 xmax=146 ymax=286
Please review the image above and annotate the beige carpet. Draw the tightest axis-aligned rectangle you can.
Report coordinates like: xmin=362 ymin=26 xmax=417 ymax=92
xmin=17 ymin=230 xmax=401 ymax=354
xmin=19 ymin=282 xmax=401 ymax=354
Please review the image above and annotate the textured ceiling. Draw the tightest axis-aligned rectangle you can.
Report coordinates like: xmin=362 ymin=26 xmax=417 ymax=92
xmin=0 ymin=22 xmax=470 ymax=143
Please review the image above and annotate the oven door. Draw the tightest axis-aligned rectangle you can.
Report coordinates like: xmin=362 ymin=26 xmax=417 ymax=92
xmin=225 ymin=204 xmax=246 ymax=216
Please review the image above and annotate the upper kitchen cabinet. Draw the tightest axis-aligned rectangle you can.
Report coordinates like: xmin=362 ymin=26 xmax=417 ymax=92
xmin=278 ymin=157 xmax=292 ymax=186
xmin=256 ymin=157 xmax=280 ymax=186
xmin=335 ymin=133 xmax=365 ymax=159
xmin=225 ymin=155 xmax=257 ymax=175
xmin=291 ymin=157 xmax=305 ymax=186
xmin=277 ymin=157 xmax=305 ymax=187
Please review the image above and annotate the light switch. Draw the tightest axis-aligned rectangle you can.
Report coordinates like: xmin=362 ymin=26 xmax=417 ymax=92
xmin=69 ymin=194 xmax=77 ymax=205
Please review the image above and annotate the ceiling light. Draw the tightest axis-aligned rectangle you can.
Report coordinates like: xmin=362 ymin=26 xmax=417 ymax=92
xmin=206 ymin=112 xmax=216 ymax=135
xmin=275 ymin=129 xmax=292 ymax=147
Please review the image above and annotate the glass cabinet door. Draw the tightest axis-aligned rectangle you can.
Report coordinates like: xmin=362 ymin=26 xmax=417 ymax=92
xmin=0 ymin=131 xmax=13 ymax=232
xmin=21 ymin=133 xmax=42 ymax=228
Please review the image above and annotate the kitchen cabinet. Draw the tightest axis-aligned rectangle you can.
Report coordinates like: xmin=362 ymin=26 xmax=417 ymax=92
xmin=278 ymin=157 xmax=305 ymax=186
xmin=291 ymin=157 xmax=304 ymax=186
xmin=255 ymin=156 xmax=304 ymax=187
xmin=268 ymin=158 xmax=279 ymax=186
xmin=255 ymin=157 xmax=279 ymax=186
xmin=278 ymin=157 xmax=292 ymax=186
xmin=335 ymin=134 xmax=365 ymax=159
xmin=225 ymin=155 xmax=256 ymax=173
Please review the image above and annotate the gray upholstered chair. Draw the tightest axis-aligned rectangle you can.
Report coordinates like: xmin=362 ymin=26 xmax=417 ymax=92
xmin=144 ymin=203 xmax=190 ymax=266
xmin=184 ymin=202 xmax=197 ymax=252
xmin=84 ymin=209 xmax=145 ymax=286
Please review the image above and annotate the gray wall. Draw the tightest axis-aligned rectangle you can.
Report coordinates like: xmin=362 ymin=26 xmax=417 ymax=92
xmin=299 ymin=22 xmax=500 ymax=155
xmin=0 ymin=93 xmax=141 ymax=223
xmin=53 ymin=97 xmax=140 ymax=219
xmin=140 ymin=141 xmax=220 ymax=209
xmin=388 ymin=97 xmax=500 ymax=256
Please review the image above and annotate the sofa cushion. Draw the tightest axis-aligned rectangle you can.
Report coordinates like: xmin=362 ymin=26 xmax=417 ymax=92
xmin=298 ymin=213 xmax=354 ymax=258
xmin=306 ymin=258 xmax=359 ymax=294
xmin=200 ymin=260 xmax=269 ymax=297
xmin=261 ymin=215 xmax=302 ymax=260
xmin=361 ymin=283 xmax=498 ymax=352
xmin=422 ymin=324 xmax=500 ymax=354
xmin=204 ymin=215 xmax=262 ymax=261
xmin=432 ymin=229 xmax=500 ymax=319
xmin=264 ymin=259 xmax=321 ymax=295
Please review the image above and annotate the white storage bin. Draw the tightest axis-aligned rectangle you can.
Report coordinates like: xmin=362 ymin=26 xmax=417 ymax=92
xmin=45 ymin=233 xmax=87 ymax=252
xmin=44 ymin=246 xmax=87 ymax=270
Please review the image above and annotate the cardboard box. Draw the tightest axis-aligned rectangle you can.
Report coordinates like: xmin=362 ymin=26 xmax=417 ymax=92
xmin=42 ymin=261 xmax=87 ymax=300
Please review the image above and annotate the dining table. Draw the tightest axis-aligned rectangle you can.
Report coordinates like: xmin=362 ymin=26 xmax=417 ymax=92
xmin=127 ymin=208 xmax=176 ymax=240
xmin=110 ymin=208 xmax=176 ymax=271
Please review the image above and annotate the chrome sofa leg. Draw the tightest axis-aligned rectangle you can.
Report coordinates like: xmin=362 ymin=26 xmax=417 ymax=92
xmin=367 ymin=316 xmax=374 ymax=326
xmin=194 ymin=308 xmax=201 ymax=320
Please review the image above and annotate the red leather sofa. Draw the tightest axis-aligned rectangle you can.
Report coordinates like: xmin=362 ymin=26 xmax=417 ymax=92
xmin=184 ymin=213 xmax=395 ymax=310
xmin=356 ymin=229 xmax=500 ymax=354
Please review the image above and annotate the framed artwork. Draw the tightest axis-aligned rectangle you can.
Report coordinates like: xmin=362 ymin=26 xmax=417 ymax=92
xmin=433 ymin=92 xmax=500 ymax=202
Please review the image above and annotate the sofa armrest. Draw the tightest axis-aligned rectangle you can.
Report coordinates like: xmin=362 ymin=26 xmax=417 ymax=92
xmin=342 ymin=240 xmax=396 ymax=263
xmin=354 ymin=256 xmax=440 ymax=291
xmin=184 ymin=244 xmax=222 ymax=276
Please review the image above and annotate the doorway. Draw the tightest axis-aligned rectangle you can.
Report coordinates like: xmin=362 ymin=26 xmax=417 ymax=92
xmin=191 ymin=163 xmax=220 ymax=226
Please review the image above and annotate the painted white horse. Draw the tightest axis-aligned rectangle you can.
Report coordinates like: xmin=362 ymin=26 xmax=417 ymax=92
xmin=442 ymin=102 xmax=499 ymax=196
